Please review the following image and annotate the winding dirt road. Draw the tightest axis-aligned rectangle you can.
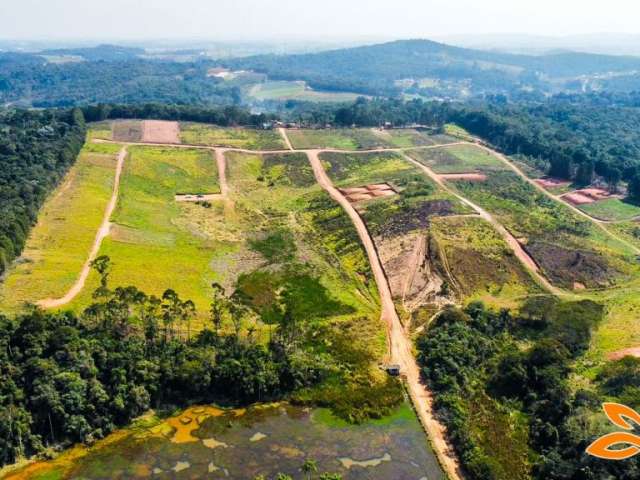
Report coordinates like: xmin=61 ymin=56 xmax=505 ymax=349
xmin=402 ymin=154 xmax=563 ymax=296
xmin=307 ymin=150 xmax=464 ymax=480
xmin=38 ymin=146 xmax=128 ymax=308
xmin=474 ymin=144 xmax=640 ymax=256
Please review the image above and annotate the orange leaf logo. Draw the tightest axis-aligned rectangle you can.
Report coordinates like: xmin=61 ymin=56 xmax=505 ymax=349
xmin=586 ymin=403 xmax=640 ymax=460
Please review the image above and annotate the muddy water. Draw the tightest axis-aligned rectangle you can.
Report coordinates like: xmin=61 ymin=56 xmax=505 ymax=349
xmin=5 ymin=402 xmax=444 ymax=480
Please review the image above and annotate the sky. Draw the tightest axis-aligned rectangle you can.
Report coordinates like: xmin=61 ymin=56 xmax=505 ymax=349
xmin=1 ymin=0 xmax=640 ymax=41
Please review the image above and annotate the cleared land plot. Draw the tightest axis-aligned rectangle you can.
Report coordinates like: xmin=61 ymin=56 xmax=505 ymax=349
xmin=0 ymin=142 xmax=121 ymax=313
xmin=180 ymin=123 xmax=286 ymax=150
xmin=430 ymin=216 xmax=541 ymax=306
xmin=449 ymin=170 xmax=639 ymax=290
xmin=411 ymin=144 xmax=506 ymax=174
xmin=578 ymin=197 xmax=640 ymax=221
xmin=371 ymin=129 xmax=437 ymax=148
xmin=112 ymin=120 xmax=143 ymax=142
xmin=141 ymin=120 xmax=180 ymax=143
xmin=287 ymin=128 xmax=394 ymax=151
xmin=68 ymin=146 xmax=221 ymax=316
xmin=248 ymin=80 xmax=362 ymax=103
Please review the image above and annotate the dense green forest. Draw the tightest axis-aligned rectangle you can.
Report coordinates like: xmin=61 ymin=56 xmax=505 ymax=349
xmin=224 ymin=39 xmax=640 ymax=97
xmin=417 ymin=301 xmax=640 ymax=480
xmin=0 ymin=108 xmax=85 ymax=277
xmin=80 ymin=102 xmax=276 ymax=126
xmin=0 ymin=53 xmax=240 ymax=107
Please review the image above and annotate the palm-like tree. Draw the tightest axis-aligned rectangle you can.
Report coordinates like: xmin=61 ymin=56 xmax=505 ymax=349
xmin=302 ymin=459 xmax=318 ymax=479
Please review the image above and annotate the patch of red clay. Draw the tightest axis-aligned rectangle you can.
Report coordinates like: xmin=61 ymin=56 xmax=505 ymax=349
xmin=563 ymin=187 xmax=620 ymax=205
xmin=340 ymin=183 xmax=397 ymax=203
xmin=535 ymin=177 xmax=571 ymax=189
xmin=608 ymin=347 xmax=640 ymax=361
xmin=141 ymin=120 xmax=180 ymax=144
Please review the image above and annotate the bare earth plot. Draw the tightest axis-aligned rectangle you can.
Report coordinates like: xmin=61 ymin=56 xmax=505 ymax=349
xmin=141 ymin=120 xmax=180 ymax=143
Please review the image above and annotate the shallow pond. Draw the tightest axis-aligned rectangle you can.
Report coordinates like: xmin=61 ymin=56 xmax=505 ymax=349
xmin=4 ymin=402 xmax=444 ymax=480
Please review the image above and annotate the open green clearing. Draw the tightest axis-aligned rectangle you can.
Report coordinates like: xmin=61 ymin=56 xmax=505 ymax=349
xmin=579 ymin=197 xmax=640 ymax=221
xmin=411 ymin=143 xmax=507 ymax=173
xmin=179 ymin=123 xmax=285 ymax=149
xmin=65 ymin=146 xmax=221 ymax=316
xmin=0 ymin=142 xmax=121 ymax=313
xmin=286 ymin=128 xmax=394 ymax=150
xmin=247 ymin=80 xmax=362 ymax=102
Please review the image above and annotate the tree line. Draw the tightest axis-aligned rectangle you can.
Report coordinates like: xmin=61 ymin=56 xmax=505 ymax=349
xmin=0 ymin=108 xmax=86 ymax=277
xmin=417 ymin=300 xmax=639 ymax=480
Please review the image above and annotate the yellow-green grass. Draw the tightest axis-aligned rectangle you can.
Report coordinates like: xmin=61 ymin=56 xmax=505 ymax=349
xmin=67 ymin=146 xmax=223 ymax=317
xmin=430 ymin=216 xmax=542 ymax=309
xmin=225 ymin=151 xmax=379 ymax=320
xmin=286 ymin=128 xmax=393 ymax=150
xmin=579 ymin=197 xmax=640 ymax=222
xmin=248 ymin=80 xmax=362 ymax=103
xmin=444 ymin=123 xmax=475 ymax=141
xmin=179 ymin=123 xmax=285 ymax=150
xmin=587 ymin=286 xmax=640 ymax=361
xmin=87 ymin=121 xmax=113 ymax=141
xmin=321 ymin=151 xmax=415 ymax=186
xmin=608 ymin=221 xmax=640 ymax=249
xmin=411 ymin=144 xmax=507 ymax=174
xmin=0 ymin=147 xmax=120 ymax=313
xmin=373 ymin=129 xmax=437 ymax=148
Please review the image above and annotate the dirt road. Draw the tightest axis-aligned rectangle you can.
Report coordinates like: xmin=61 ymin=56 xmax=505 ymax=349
xmin=307 ymin=150 xmax=464 ymax=480
xmin=474 ymin=144 xmax=640 ymax=256
xmin=38 ymin=146 xmax=127 ymax=308
xmin=403 ymin=154 xmax=562 ymax=296
xmin=278 ymin=127 xmax=294 ymax=150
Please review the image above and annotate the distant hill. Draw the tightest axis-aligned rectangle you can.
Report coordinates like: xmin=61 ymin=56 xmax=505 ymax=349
xmin=223 ymin=39 xmax=640 ymax=97
xmin=40 ymin=44 xmax=145 ymax=62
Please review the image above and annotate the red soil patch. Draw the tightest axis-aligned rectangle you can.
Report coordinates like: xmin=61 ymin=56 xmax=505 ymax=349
xmin=608 ymin=347 xmax=640 ymax=361
xmin=563 ymin=192 xmax=596 ymax=205
xmin=562 ymin=187 xmax=619 ymax=205
xmin=535 ymin=177 xmax=571 ymax=189
xmin=141 ymin=120 xmax=180 ymax=144
xmin=439 ymin=173 xmax=487 ymax=182
xmin=340 ymin=183 xmax=397 ymax=203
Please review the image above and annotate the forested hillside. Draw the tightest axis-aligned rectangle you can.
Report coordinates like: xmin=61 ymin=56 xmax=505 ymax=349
xmin=0 ymin=108 xmax=85 ymax=276
xmin=224 ymin=39 xmax=640 ymax=97
xmin=0 ymin=54 xmax=240 ymax=107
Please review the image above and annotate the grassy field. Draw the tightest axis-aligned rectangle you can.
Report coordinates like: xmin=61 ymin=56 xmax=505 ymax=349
xmin=579 ymin=197 xmax=640 ymax=221
xmin=247 ymin=80 xmax=362 ymax=103
xmin=0 ymin=142 xmax=121 ymax=313
xmin=410 ymin=144 xmax=507 ymax=173
xmin=286 ymin=128 xmax=394 ymax=150
xmin=450 ymin=171 xmax=639 ymax=289
xmin=67 ymin=146 xmax=222 ymax=316
xmin=179 ymin=123 xmax=285 ymax=149
xmin=370 ymin=129 xmax=435 ymax=148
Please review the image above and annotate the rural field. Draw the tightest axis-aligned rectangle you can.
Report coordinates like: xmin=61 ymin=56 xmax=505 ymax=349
xmin=3 ymin=122 xmax=640 ymax=480
xmin=0 ymin=142 xmax=122 ymax=313
xmin=247 ymin=80 xmax=363 ymax=103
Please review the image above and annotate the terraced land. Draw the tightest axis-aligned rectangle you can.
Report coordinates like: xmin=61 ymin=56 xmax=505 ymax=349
xmin=179 ymin=123 xmax=286 ymax=149
xmin=0 ymin=142 xmax=122 ymax=313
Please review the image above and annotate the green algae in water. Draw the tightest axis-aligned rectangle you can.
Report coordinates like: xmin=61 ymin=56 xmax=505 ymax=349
xmin=10 ymin=402 xmax=444 ymax=480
